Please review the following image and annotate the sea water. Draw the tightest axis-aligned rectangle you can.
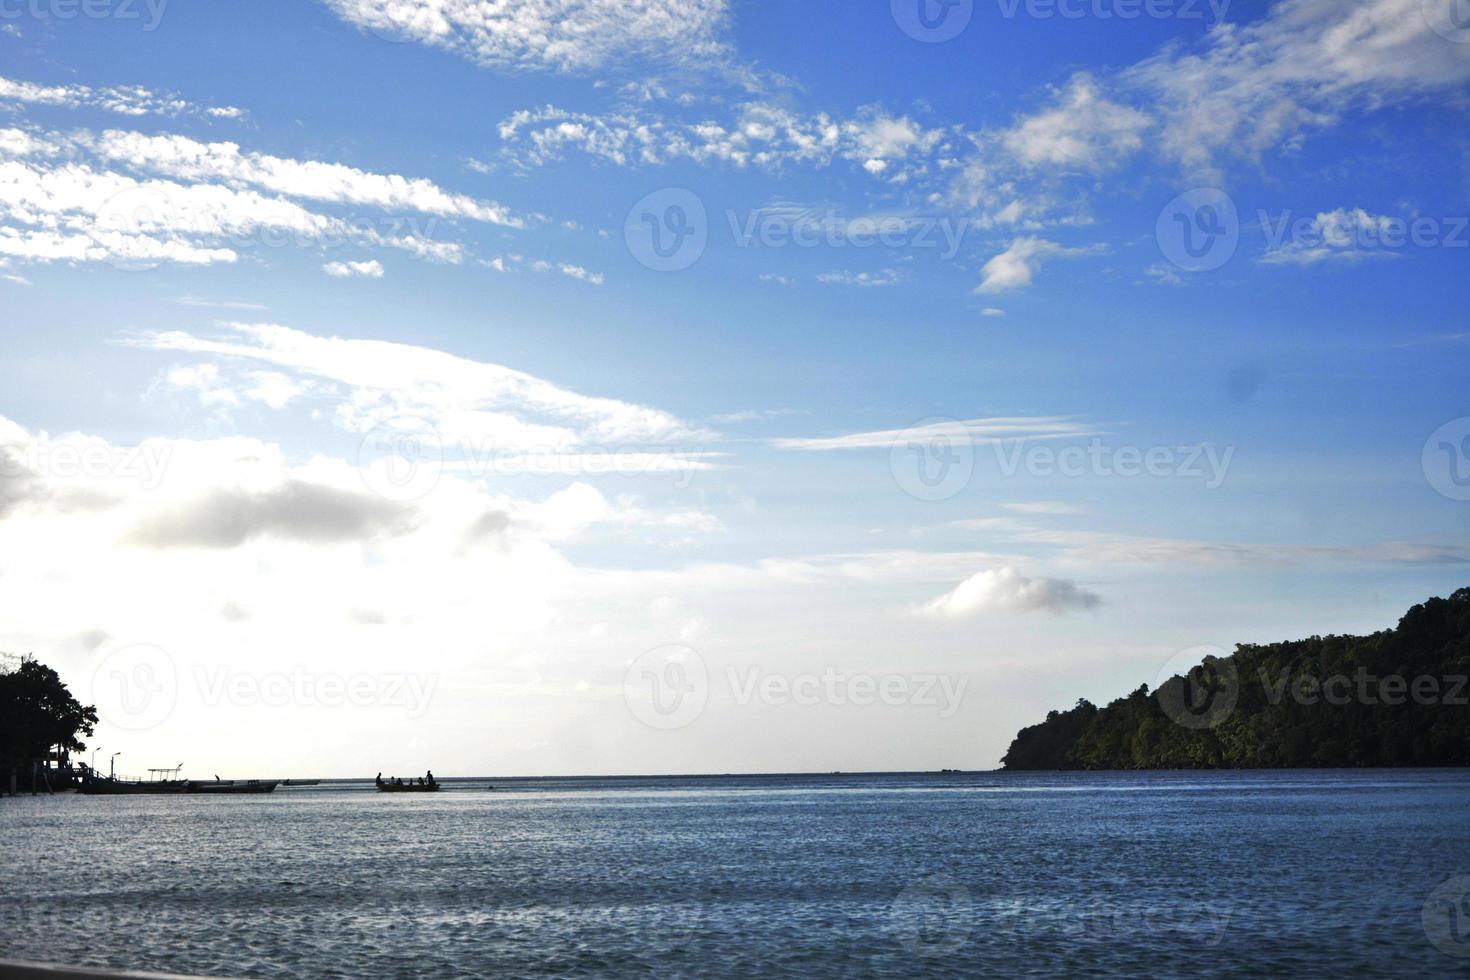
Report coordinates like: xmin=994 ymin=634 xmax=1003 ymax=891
xmin=3 ymin=770 xmax=1469 ymax=977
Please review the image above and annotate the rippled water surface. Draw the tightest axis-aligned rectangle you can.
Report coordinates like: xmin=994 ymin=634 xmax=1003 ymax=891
xmin=4 ymin=770 xmax=1470 ymax=977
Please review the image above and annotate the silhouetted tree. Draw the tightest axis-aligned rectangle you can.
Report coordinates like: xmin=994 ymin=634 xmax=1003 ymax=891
xmin=0 ymin=655 xmax=98 ymax=792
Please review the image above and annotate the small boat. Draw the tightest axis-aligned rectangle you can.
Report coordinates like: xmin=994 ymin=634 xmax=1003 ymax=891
xmin=375 ymin=772 xmax=440 ymax=792
xmin=376 ymin=780 xmax=440 ymax=792
xmin=281 ymin=779 xmax=321 ymax=786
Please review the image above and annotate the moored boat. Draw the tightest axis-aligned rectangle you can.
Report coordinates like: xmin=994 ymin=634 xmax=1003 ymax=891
xmin=186 ymin=779 xmax=279 ymax=794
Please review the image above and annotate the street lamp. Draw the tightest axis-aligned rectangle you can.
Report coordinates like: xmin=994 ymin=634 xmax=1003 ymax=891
xmin=109 ymin=752 xmax=121 ymax=779
xmin=91 ymin=747 xmax=102 ymax=772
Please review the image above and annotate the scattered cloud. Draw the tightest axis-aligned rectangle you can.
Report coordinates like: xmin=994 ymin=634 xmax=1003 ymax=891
xmin=1001 ymin=74 xmax=1149 ymax=171
xmin=976 ymin=238 xmax=1103 ymax=294
xmin=324 ymin=0 xmax=736 ymax=75
xmin=816 ymin=268 xmax=906 ymax=288
xmin=919 ymin=566 xmax=1102 ymax=618
xmin=774 ymin=416 xmax=1092 ymax=452
xmin=0 ymin=74 xmax=241 ymax=119
xmin=1258 ymin=208 xmax=1406 ymax=266
xmin=128 ymin=322 xmax=714 ymax=449
xmin=323 ymin=259 xmax=385 ymax=278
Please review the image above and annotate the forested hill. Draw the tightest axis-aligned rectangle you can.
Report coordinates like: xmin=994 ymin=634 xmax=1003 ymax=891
xmin=1002 ymin=589 xmax=1470 ymax=770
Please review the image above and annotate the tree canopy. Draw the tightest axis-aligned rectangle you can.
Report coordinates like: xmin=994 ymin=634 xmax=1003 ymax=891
xmin=0 ymin=655 xmax=98 ymax=778
xmin=1003 ymin=588 xmax=1470 ymax=770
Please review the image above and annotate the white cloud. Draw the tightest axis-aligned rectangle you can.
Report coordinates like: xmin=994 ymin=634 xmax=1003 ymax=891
xmin=1002 ymin=501 xmax=1087 ymax=516
xmin=324 ymin=0 xmax=735 ymax=74
xmin=85 ymin=130 xmax=521 ymax=227
xmin=980 ymin=308 xmax=1006 ymax=317
xmin=128 ymin=322 xmax=713 ymax=449
xmin=1258 ymin=207 xmax=1405 ymax=266
xmin=557 ymin=263 xmax=604 ymax=284
xmin=1122 ymin=0 xmax=1470 ymax=174
xmin=0 ymin=74 xmax=241 ymax=119
xmin=497 ymin=102 xmax=956 ymax=177
xmin=919 ymin=566 xmax=1102 ymax=618
xmin=1001 ymin=75 xmax=1149 ymax=171
xmin=0 ymin=132 xmax=471 ymax=268
xmin=773 ymin=416 xmax=1093 ymax=452
xmin=976 ymin=237 xmax=1102 ymax=294
xmin=323 ymin=259 xmax=385 ymax=278
xmin=816 ymin=268 xmax=906 ymax=288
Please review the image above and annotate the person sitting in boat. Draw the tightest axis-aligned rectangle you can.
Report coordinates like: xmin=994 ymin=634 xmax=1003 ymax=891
xmin=426 ymin=770 xmax=434 ymax=786
xmin=375 ymin=772 xmax=383 ymax=787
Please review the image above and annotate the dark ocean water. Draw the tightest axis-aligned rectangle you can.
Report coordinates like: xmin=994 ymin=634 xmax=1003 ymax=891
xmin=4 ymin=770 xmax=1470 ymax=977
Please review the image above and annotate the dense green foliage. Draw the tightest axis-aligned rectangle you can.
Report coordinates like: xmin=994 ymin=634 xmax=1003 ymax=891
xmin=0 ymin=655 xmax=97 ymax=784
xmin=1002 ymin=589 xmax=1470 ymax=769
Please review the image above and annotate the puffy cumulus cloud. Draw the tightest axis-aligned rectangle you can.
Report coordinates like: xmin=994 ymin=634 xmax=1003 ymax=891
xmin=323 ymin=259 xmax=385 ymax=278
xmin=324 ymin=0 xmax=735 ymax=74
xmin=976 ymin=237 xmax=1104 ymax=294
xmin=1000 ymin=75 xmax=1150 ymax=171
xmin=920 ymin=567 xmax=1102 ymax=618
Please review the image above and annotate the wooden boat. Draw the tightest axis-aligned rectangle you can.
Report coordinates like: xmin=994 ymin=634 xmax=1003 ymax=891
xmin=81 ymin=777 xmax=279 ymax=795
xmin=186 ymin=779 xmax=279 ymax=794
xmin=281 ymin=779 xmax=320 ymax=786
xmin=81 ymin=778 xmax=187 ymax=795
xmin=376 ymin=780 xmax=439 ymax=792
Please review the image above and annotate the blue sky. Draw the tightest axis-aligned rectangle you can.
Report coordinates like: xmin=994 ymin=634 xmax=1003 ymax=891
xmin=1 ymin=0 xmax=1468 ymax=775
